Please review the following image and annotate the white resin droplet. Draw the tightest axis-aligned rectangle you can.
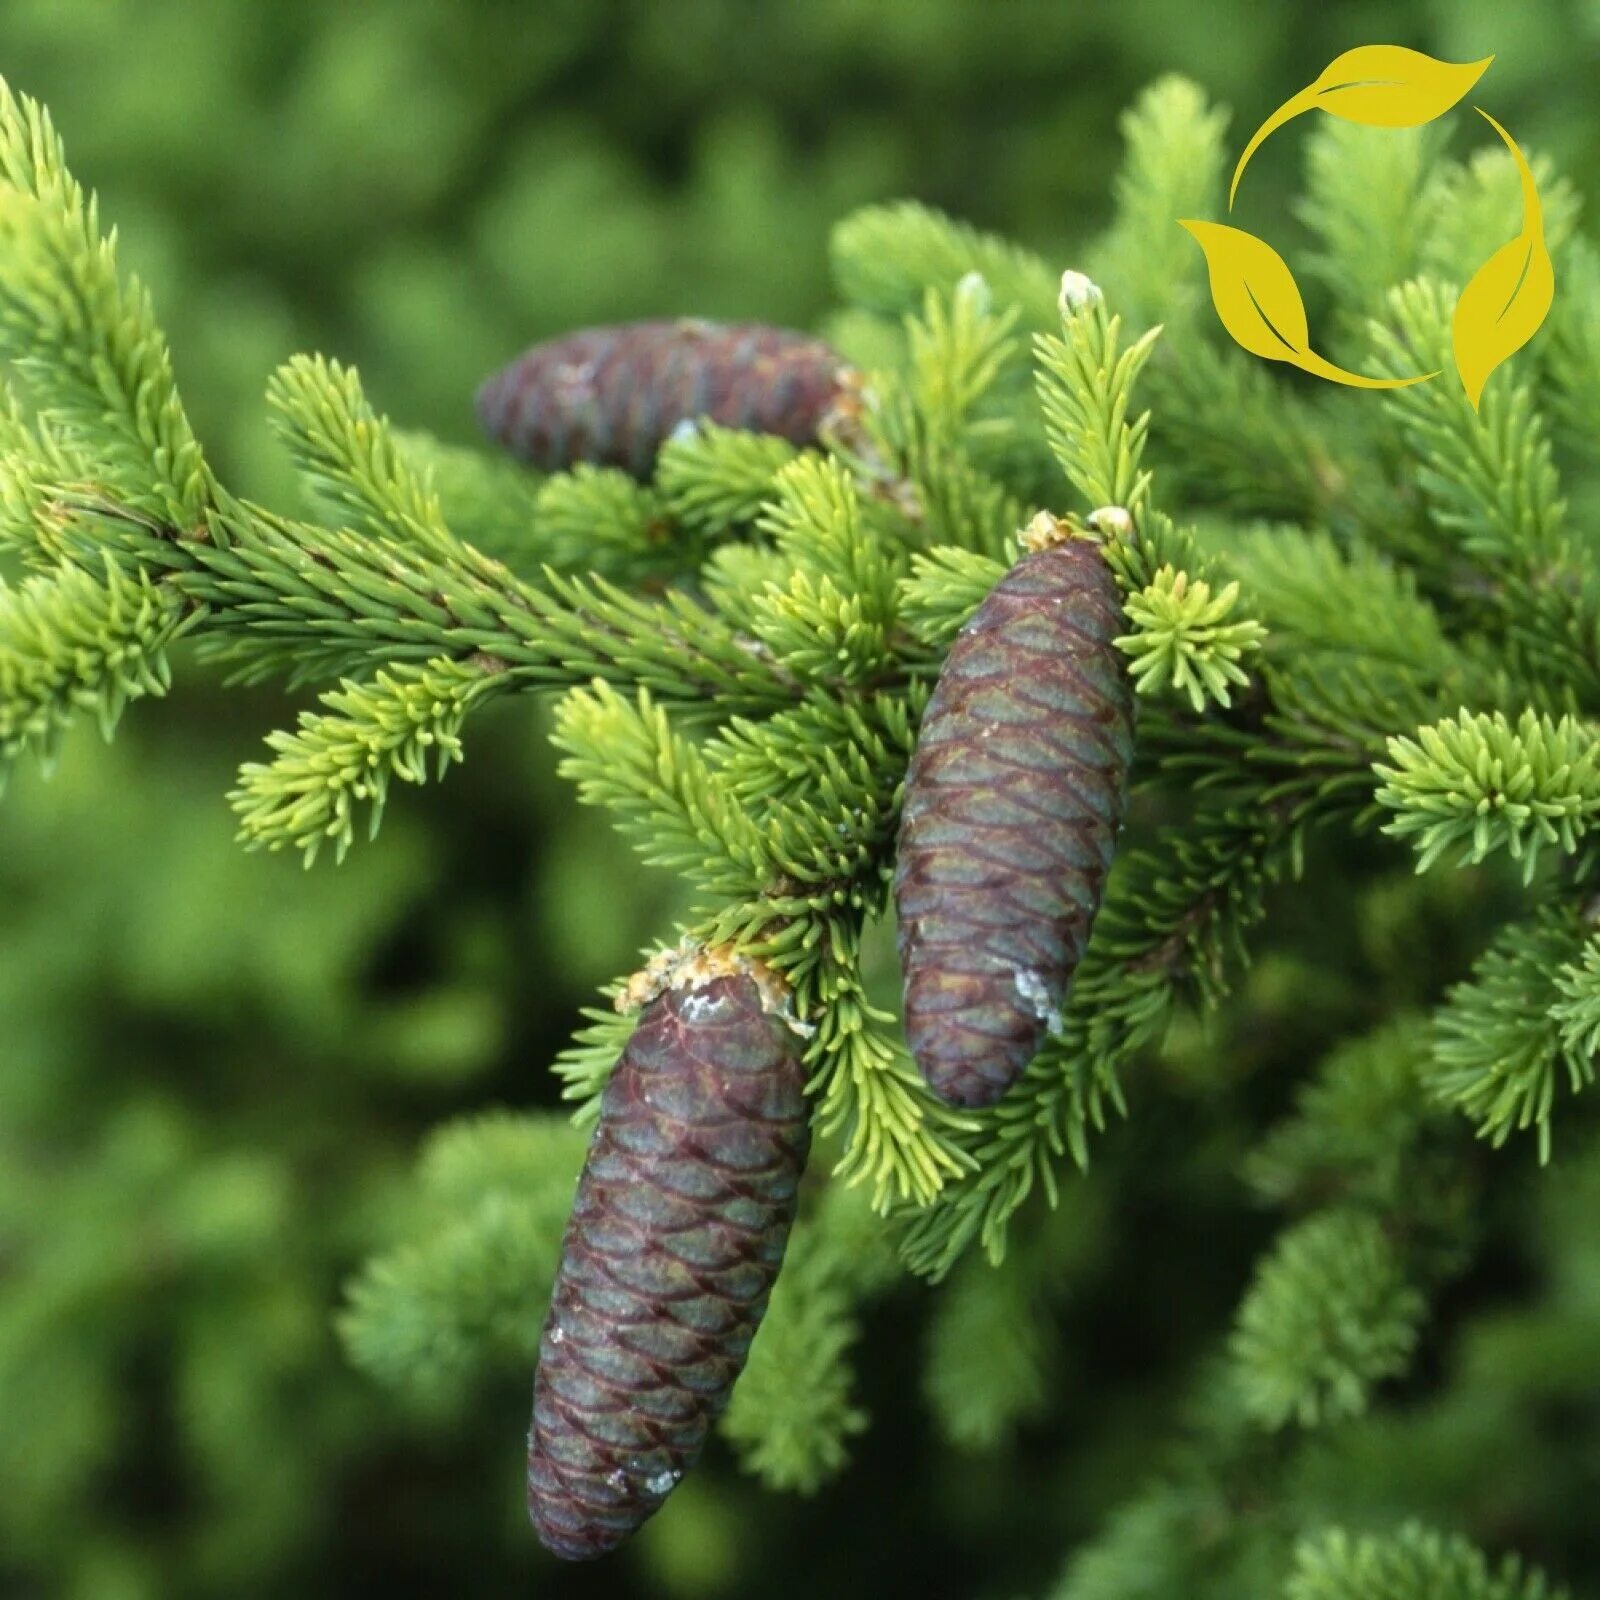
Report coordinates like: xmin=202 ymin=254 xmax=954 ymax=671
xmin=1014 ymin=967 xmax=1064 ymax=1034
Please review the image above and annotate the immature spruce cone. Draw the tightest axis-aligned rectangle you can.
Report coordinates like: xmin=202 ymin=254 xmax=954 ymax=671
xmin=477 ymin=318 xmax=849 ymax=477
xmin=527 ymin=961 xmax=809 ymax=1561
xmin=894 ymin=522 xmax=1135 ymax=1109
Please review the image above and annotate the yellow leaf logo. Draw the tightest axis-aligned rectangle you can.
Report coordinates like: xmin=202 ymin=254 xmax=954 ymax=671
xmin=1179 ymin=220 xmax=1435 ymax=389
xmin=1452 ymin=109 xmax=1554 ymax=411
xmin=1189 ymin=47 xmax=1553 ymax=406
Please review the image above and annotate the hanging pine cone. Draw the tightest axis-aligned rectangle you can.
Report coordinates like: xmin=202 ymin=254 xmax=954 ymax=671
xmin=894 ymin=513 xmax=1135 ymax=1109
xmin=477 ymin=318 xmax=851 ymax=477
xmin=527 ymin=950 xmax=810 ymax=1561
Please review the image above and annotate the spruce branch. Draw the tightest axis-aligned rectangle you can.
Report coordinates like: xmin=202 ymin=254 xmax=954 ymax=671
xmin=655 ymin=419 xmax=799 ymax=535
xmin=1418 ymin=140 xmax=1580 ymax=288
xmin=338 ymin=1112 xmax=587 ymax=1403
xmin=550 ymin=680 xmax=768 ymax=895
xmin=898 ymin=545 xmax=1008 ymax=648
xmin=1367 ymin=280 xmax=1593 ymax=699
xmin=0 ymin=555 xmax=188 ymax=790
xmin=904 ymin=274 xmax=1022 ymax=443
xmin=1246 ymin=1020 xmax=1432 ymax=1210
xmin=1374 ymin=709 xmax=1600 ymax=882
xmin=1089 ymin=74 xmax=1355 ymax=525
xmin=1370 ymin=279 xmax=1567 ymax=572
xmin=1087 ymin=73 xmax=1228 ymax=329
xmin=0 ymin=83 xmax=213 ymax=526
xmin=1049 ymin=1486 xmax=1210 ymax=1600
xmin=1115 ymin=565 xmax=1265 ymax=712
xmin=532 ymin=464 xmax=679 ymax=581
xmin=830 ymin=199 xmax=1060 ymax=333
xmin=0 ymin=385 xmax=88 ymax=559
xmin=1228 ymin=528 xmax=1452 ymax=679
xmin=923 ymin=1248 xmax=1048 ymax=1448
xmin=705 ymin=689 xmax=920 ymax=818
xmin=720 ymin=1268 xmax=866 ymax=1492
xmin=749 ymin=454 xmax=904 ymax=684
xmin=1299 ymin=122 xmax=1430 ymax=324
xmin=898 ymin=436 xmax=1026 ymax=562
xmin=1544 ymin=236 xmax=1600 ymax=459
xmin=103 ymin=484 xmax=809 ymax=710
xmin=696 ymin=543 xmax=797 ymax=635
xmin=800 ymin=940 xmax=975 ymax=1211
xmin=1142 ymin=336 xmax=1352 ymax=524
xmin=1286 ymin=1523 xmax=1569 ymax=1600
xmin=266 ymin=354 xmax=462 ymax=561
xmin=526 ymin=566 xmax=826 ymax=711
xmin=230 ymin=656 xmax=500 ymax=865
xmin=551 ymin=1001 xmax=639 ymax=1120
xmin=1550 ymin=930 xmax=1600 ymax=1061
xmin=1230 ymin=1208 xmax=1425 ymax=1429
xmin=1427 ymin=909 xmax=1594 ymax=1161
xmin=758 ymin=453 xmax=902 ymax=605
xmin=1034 ymin=294 xmax=1160 ymax=517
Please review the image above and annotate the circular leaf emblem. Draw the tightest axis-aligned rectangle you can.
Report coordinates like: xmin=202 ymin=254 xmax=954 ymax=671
xmin=1181 ymin=45 xmax=1553 ymax=410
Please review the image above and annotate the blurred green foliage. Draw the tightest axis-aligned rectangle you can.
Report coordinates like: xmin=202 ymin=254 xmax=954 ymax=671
xmin=6 ymin=1 xmax=1600 ymax=1597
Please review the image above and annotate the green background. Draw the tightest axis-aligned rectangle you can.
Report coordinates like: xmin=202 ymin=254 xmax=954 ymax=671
xmin=2 ymin=2 xmax=1597 ymax=1596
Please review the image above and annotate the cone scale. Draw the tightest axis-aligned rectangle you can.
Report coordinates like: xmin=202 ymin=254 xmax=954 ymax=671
xmin=527 ymin=964 xmax=809 ymax=1561
xmin=894 ymin=528 xmax=1135 ymax=1108
xmin=478 ymin=318 xmax=849 ymax=477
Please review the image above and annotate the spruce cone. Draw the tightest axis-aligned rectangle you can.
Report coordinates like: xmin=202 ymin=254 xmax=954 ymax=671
xmin=477 ymin=319 xmax=849 ymax=477
xmin=894 ymin=524 xmax=1135 ymax=1109
xmin=527 ymin=963 xmax=809 ymax=1561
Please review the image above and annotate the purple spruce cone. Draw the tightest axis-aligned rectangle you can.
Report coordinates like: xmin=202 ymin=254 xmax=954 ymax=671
xmin=527 ymin=967 xmax=809 ymax=1560
xmin=894 ymin=529 xmax=1135 ymax=1109
xmin=477 ymin=318 xmax=849 ymax=478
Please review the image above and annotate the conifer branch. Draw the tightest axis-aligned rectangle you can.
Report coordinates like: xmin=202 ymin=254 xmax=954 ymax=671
xmin=1300 ymin=122 xmax=1430 ymax=324
xmin=231 ymin=656 xmax=500 ymax=864
xmin=656 ymin=419 xmax=800 ymax=535
xmin=1231 ymin=1208 xmax=1425 ymax=1428
xmin=1286 ymin=1523 xmax=1569 ymax=1600
xmin=0 ymin=555 xmax=188 ymax=790
xmin=267 ymin=355 xmax=467 ymax=564
xmin=551 ymin=681 xmax=769 ymax=894
xmin=923 ymin=1248 xmax=1048 ymax=1447
xmin=1427 ymin=909 xmax=1594 ymax=1161
xmin=0 ymin=83 xmax=214 ymax=526
xmin=532 ymin=464 xmax=678 ymax=581
xmin=831 ymin=199 xmax=1060 ymax=332
xmin=1116 ymin=565 xmax=1264 ymax=712
xmin=338 ymin=1112 xmax=587 ymax=1402
xmin=898 ymin=545 xmax=1007 ymax=648
xmin=1087 ymin=73 xmax=1228 ymax=329
xmin=1035 ymin=295 xmax=1160 ymax=518
xmin=1375 ymin=710 xmax=1600 ymax=881
xmin=1545 ymin=236 xmax=1600 ymax=459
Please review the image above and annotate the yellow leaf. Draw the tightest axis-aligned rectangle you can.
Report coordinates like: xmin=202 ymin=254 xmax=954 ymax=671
xmin=1451 ymin=110 xmax=1555 ymax=411
xmin=1304 ymin=45 xmax=1493 ymax=126
xmin=1180 ymin=220 xmax=1437 ymax=390
xmin=1178 ymin=221 xmax=1310 ymax=362
xmin=1230 ymin=47 xmax=1492 ymax=206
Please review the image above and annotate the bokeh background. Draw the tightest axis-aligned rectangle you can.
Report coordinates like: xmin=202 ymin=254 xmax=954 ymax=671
xmin=3 ymin=2 xmax=1600 ymax=1597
